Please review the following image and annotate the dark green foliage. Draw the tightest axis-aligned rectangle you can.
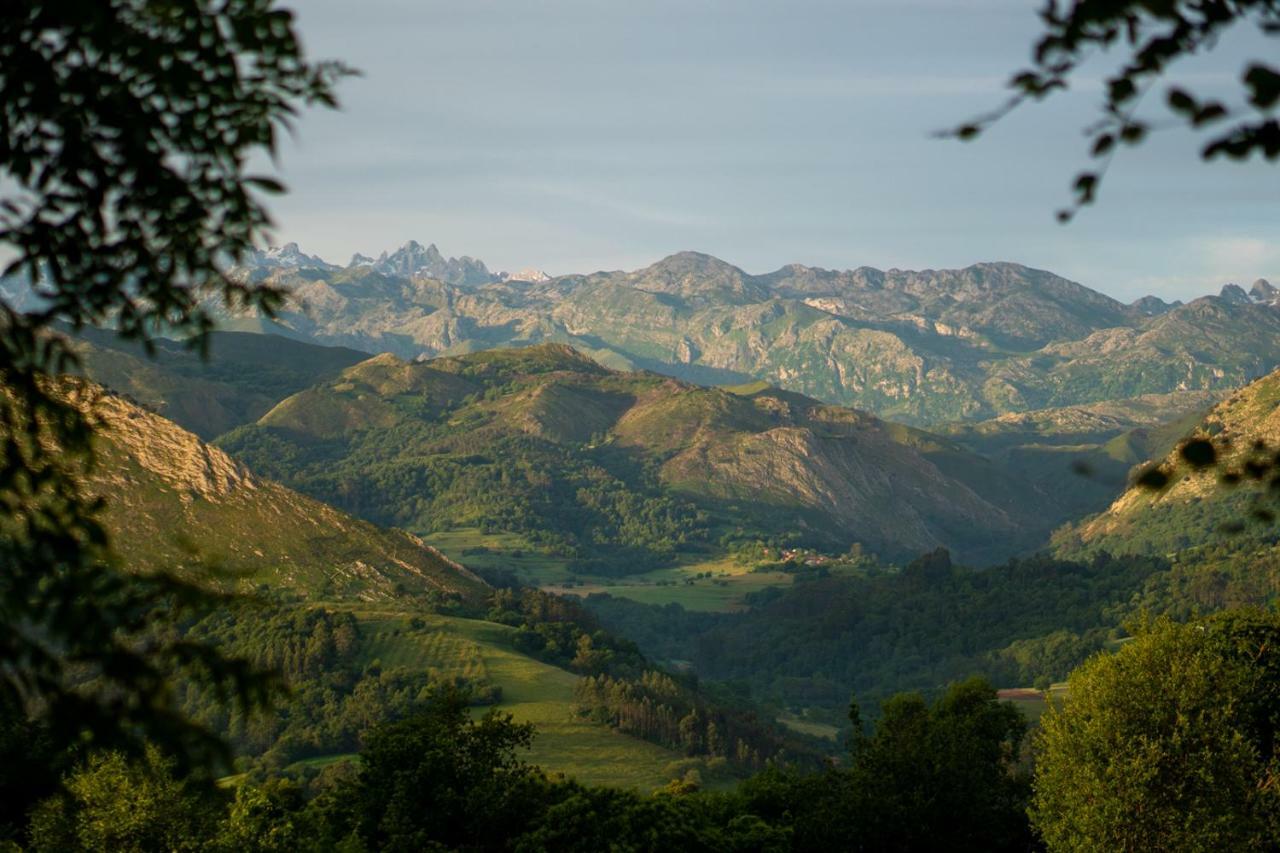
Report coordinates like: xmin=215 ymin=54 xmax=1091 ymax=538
xmin=351 ymin=693 xmax=546 ymax=853
xmin=844 ymin=678 xmax=1030 ymax=851
xmin=27 ymin=746 xmax=218 ymax=853
xmin=1032 ymin=610 xmax=1280 ymax=850
xmin=588 ymin=551 xmax=1166 ymax=710
xmin=0 ymin=0 xmax=346 ymax=778
xmin=693 ymin=679 xmax=1031 ymax=853
xmin=573 ymin=670 xmax=815 ymax=771
xmin=221 ymin=415 xmax=711 ymax=576
xmin=0 ymin=699 xmax=68 ymax=843
xmin=487 ymin=587 xmax=648 ymax=676
xmin=16 ymin=682 xmax=1026 ymax=852
xmin=175 ymin=602 xmax=486 ymax=770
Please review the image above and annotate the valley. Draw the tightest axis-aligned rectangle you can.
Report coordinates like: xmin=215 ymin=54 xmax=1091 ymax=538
xmin=42 ymin=251 xmax=1280 ymax=798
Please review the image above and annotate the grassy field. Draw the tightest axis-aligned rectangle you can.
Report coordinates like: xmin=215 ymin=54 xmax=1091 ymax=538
xmin=448 ymin=617 xmax=687 ymax=789
xmin=544 ymin=556 xmax=794 ymax=613
xmin=997 ymin=683 xmax=1069 ymax=724
xmin=326 ymin=604 xmax=687 ymax=789
xmin=777 ymin=712 xmax=841 ymax=742
xmin=424 ymin=529 xmax=794 ymax=613
xmin=422 ymin=528 xmax=578 ymax=585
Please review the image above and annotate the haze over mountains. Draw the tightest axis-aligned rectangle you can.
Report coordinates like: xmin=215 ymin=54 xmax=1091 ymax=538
xmin=217 ymin=241 xmax=1280 ymax=426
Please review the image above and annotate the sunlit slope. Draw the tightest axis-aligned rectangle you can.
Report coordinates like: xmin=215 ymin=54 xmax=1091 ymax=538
xmin=1055 ymin=368 xmax=1280 ymax=559
xmin=337 ymin=607 xmax=687 ymax=789
xmin=218 ymin=250 xmax=1280 ymax=425
xmin=84 ymin=389 xmax=486 ymax=602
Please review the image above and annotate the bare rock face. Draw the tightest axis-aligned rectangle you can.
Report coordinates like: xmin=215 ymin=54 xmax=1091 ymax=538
xmin=96 ymin=394 xmax=257 ymax=499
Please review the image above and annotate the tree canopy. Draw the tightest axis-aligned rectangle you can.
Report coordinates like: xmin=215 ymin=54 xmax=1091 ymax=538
xmin=0 ymin=0 xmax=348 ymax=772
xmin=1031 ymin=610 xmax=1280 ymax=850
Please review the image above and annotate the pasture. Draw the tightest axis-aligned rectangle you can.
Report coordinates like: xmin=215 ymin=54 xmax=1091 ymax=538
xmin=325 ymin=605 xmax=688 ymax=789
xmin=424 ymin=528 xmax=796 ymax=612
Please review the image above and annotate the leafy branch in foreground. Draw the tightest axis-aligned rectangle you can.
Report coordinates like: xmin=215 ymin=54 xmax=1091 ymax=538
xmin=0 ymin=0 xmax=350 ymax=772
xmin=948 ymin=1 xmax=1280 ymax=220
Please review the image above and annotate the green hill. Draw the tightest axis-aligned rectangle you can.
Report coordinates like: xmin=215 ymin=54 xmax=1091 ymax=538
xmin=1054 ymin=368 xmax=1280 ymax=562
xmin=71 ymin=382 xmax=761 ymax=788
xmin=940 ymin=391 xmax=1219 ymax=522
xmin=82 ymin=387 xmax=486 ymax=603
xmin=69 ymin=328 xmax=368 ymax=439
xmin=218 ymin=344 xmax=1064 ymax=567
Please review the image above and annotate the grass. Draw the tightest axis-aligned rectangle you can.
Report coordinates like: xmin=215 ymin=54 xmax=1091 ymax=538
xmin=777 ymin=712 xmax=841 ymax=742
xmin=997 ymin=683 xmax=1069 ymax=725
xmin=545 ymin=558 xmax=794 ymax=613
xmin=325 ymin=604 xmax=687 ymax=789
xmin=450 ymin=617 xmax=686 ymax=789
xmin=359 ymin=617 xmax=488 ymax=683
xmin=423 ymin=528 xmax=577 ymax=586
xmin=425 ymin=530 xmax=795 ymax=613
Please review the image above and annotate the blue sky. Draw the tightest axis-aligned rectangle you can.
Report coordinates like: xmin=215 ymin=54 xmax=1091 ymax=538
xmin=271 ymin=0 xmax=1278 ymax=302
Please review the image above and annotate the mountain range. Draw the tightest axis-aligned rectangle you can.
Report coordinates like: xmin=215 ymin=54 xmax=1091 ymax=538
xmin=211 ymin=242 xmax=1280 ymax=426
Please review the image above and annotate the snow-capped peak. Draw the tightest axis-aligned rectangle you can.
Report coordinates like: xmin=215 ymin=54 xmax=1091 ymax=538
xmin=247 ymin=242 xmax=334 ymax=270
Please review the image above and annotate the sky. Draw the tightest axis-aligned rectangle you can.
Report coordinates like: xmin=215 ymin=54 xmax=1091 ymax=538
xmin=268 ymin=0 xmax=1279 ymax=303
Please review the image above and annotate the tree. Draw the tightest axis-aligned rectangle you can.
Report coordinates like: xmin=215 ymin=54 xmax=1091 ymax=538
xmin=849 ymin=678 xmax=1031 ymax=852
xmin=1031 ymin=610 xmax=1280 ymax=850
xmin=955 ymin=1 xmax=1280 ymax=220
xmin=27 ymin=745 xmax=216 ymax=852
xmin=0 ymin=0 xmax=349 ymax=774
xmin=352 ymin=691 xmax=547 ymax=852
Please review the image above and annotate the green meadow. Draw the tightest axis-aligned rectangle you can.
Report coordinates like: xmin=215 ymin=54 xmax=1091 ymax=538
xmin=425 ymin=529 xmax=796 ymax=613
xmin=324 ymin=605 xmax=688 ymax=789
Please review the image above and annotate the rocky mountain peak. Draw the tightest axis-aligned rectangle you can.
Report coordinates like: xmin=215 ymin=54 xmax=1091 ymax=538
xmin=249 ymin=242 xmax=335 ymax=270
xmin=1219 ymin=283 xmax=1252 ymax=305
xmin=1130 ymin=294 xmax=1180 ymax=316
xmin=369 ymin=240 xmax=496 ymax=287
xmin=1250 ymin=278 xmax=1277 ymax=304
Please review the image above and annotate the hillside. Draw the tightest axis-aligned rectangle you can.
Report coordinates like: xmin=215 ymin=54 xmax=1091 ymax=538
xmin=207 ymin=245 xmax=1280 ymax=426
xmin=216 ymin=344 xmax=1073 ymax=567
xmin=69 ymin=327 xmax=368 ymax=439
xmin=1054 ymin=368 xmax=1280 ymax=564
xmin=941 ymin=390 xmax=1219 ymax=521
xmin=78 ymin=385 xmax=486 ymax=603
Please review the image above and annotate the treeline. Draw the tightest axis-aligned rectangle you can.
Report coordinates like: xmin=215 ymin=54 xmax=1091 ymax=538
xmin=5 ymin=679 xmax=1034 ymax=852
xmin=574 ymin=670 xmax=813 ymax=771
xmin=487 ymin=586 xmax=820 ymax=769
xmin=219 ymin=424 xmax=712 ymax=575
xmin=174 ymin=602 xmax=495 ymax=771
xmin=588 ymin=549 xmax=1171 ymax=708
xmin=486 ymin=587 xmax=649 ymax=676
xmin=11 ymin=611 xmax=1280 ymax=850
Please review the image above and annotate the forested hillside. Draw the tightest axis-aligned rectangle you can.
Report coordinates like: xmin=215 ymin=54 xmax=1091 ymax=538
xmin=68 ymin=327 xmax=368 ymax=439
xmin=215 ymin=344 xmax=1069 ymax=567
